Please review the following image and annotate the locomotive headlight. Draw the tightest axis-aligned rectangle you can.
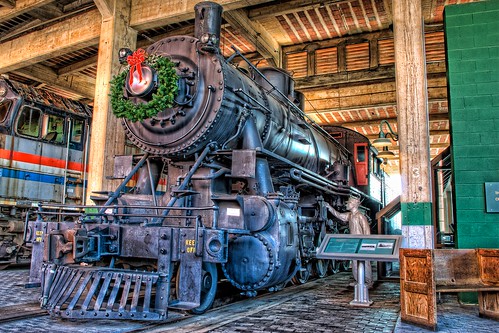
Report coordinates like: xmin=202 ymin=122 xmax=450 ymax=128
xmin=125 ymin=65 xmax=158 ymax=98
xmin=118 ymin=48 xmax=133 ymax=65
xmin=200 ymin=33 xmax=210 ymax=44
xmin=0 ymin=80 xmax=7 ymax=97
xmin=209 ymin=34 xmax=219 ymax=45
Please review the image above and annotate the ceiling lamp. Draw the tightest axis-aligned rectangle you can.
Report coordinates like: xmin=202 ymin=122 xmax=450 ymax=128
xmin=372 ymin=120 xmax=399 ymax=163
xmin=372 ymin=120 xmax=399 ymax=148
xmin=378 ymin=146 xmax=396 ymax=160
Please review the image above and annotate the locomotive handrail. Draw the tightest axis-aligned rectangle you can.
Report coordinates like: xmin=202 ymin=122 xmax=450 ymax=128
xmin=290 ymin=168 xmax=350 ymax=197
xmin=146 ymin=158 xmax=159 ymax=214
xmin=228 ymin=45 xmax=350 ymax=156
xmin=33 ymin=204 xmax=218 ymax=224
xmin=232 ymin=89 xmax=272 ymax=115
xmin=98 ymin=153 xmax=150 ymax=214
xmin=35 ymin=203 xmax=217 ymax=212
xmin=158 ymin=143 xmax=216 ymax=220
xmin=258 ymin=147 xmax=360 ymax=194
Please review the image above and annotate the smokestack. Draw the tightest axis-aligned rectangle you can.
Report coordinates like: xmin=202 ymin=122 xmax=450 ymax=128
xmin=194 ymin=1 xmax=223 ymax=52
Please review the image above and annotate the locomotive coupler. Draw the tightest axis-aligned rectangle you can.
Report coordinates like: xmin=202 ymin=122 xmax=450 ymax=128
xmin=43 ymin=229 xmax=76 ymax=265
xmin=73 ymin=225 xmax=120 ymax=262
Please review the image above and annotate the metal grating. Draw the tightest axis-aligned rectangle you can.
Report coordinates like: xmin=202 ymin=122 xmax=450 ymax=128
xmin=40 ymin=264 xmax=168 ymax=321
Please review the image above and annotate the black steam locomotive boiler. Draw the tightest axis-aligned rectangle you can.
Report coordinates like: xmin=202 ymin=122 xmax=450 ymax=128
xmin=26 ymin=1 xmax=384 ymax=321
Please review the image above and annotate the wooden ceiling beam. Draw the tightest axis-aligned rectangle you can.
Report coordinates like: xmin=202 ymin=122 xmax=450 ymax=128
xmin=93 ymin=0 xmax=113 ymax=19
xmin=331 ymin=113 xmax=448 ymax=128
xmin=136 ymin=25 xmax=195 ymax=48
xmin=248 ymin=0 xmax=341 ymax=20
xmin=57 ymin=55 xmax=98 ymax=76
xmin=0 ymin=0 xmax=16 ymax=9
xmin=29 ymin=2 xmax=61 ymax=20
xmin=0 ymin=17 xmax=41 ymax=40
xmin=378 ymin=142 xmax=449 ymax=152
xmin=0 ymin=1 xmax=274 ymax=74
xmin=12 ymin=64 xmax=95 ymax=99
xmin=0 ymin=8 xmax=101 ymax=73
xmin=223 ymin=8 xmax=281 ymax=66
xmin=364 ymin=129 xmax=449 ymax=140
xmin=296 ymin=62 xmax=447 ymax=91
xmin=0 ymin=0 xmax=52 ymax=22
xmin=303 ymin=79 xmax=447 ymax=115
xmin=130 ymin=0 xmax=275 ymax=31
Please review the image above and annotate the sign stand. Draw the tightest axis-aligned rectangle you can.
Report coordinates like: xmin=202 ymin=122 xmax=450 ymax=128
xmin=350 ymin=261 xmax=373 ymax=306
xmin=316 ymin=234 xmax=403 ymax=307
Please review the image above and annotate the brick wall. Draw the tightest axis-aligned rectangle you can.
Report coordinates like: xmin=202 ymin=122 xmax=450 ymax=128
xmin=445 ymin=0 xmax=499 ymax=248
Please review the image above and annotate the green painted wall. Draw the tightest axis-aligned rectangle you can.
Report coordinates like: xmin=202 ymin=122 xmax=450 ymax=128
xmin=445 ymin=0 xmax=499 ymax=249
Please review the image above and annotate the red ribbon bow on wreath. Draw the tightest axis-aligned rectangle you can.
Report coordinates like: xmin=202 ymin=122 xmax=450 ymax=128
xmin=127 ymin=48 xmax=146 ymax=86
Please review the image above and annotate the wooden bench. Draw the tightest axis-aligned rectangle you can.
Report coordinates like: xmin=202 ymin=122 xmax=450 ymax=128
xmin=399 ymin=248 xmax=499 ymax=330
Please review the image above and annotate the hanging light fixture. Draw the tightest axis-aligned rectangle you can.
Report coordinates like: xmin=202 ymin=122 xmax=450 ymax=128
xmin=372 ymin=120 xmax=399 ymax=148
xmin=377 ymin=146 xmax=396 ymax=160
xmin=372 ymin=120 xmax=398 ymax=161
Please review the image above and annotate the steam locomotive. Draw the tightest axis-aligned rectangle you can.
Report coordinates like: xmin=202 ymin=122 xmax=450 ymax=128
xmin=26 ymin=2 xmax=385 ymax=321
xmin=0 ymin=77 xmax=91 ymax=268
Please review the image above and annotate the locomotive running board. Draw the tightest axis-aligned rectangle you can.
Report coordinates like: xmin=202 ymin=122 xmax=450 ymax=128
xmin=39 ymin=264 xmax=170 ymax=321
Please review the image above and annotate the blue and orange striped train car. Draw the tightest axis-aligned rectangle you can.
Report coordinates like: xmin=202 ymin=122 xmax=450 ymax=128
xmin=0 ymin=76 xmax=91 ymax=267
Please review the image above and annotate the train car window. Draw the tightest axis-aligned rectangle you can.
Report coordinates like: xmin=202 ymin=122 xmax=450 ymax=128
xmin=356 ymin=145 xmax=366 ymax=162
xmin=0 ymin=100 xmax=12 ymax=123
xmin=41 ymin=114 xmax=65 ymax=143
xmin=16 ymin=106 xmax=41 ymax=138
xmin=70 ymin=119 xmax=83 ymax=144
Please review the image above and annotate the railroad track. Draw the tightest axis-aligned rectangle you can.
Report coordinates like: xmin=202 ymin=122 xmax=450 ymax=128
xmin=0 ymin=273 xmax=350 ymax=332
xmin=125 ymin=277 xmax=330 ymax=333
xmin=0 ymin=302 xmax=47 ymax=324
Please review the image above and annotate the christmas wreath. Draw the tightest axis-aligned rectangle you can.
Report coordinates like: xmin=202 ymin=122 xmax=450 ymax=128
xmin=110 ymin=49 xmax=179 ymax=122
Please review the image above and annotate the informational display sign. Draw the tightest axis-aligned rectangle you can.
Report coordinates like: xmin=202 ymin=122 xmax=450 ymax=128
xmin=484 ymin=182 xmax=499 ymax=213
xmin=316 ymin=234 xmax=403 ymax=261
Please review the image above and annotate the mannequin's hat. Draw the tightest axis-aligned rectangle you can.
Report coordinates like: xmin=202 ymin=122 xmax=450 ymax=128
xmin=346 ymin=196 xmax=361 ymax=205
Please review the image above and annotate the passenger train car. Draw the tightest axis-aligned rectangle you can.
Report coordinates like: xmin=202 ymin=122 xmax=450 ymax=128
xmin=26 ymin=1 xmax=385 ymax=321
xmin=0 ymin=77 xmax=91 ymax=267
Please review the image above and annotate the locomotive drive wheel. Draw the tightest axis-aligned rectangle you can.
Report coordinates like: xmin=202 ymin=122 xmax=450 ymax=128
xmin=341 ymin=260 xmax=351 ymax=271
xmin=314 ymin=229 xmax=329 ymax=278
xmin=292 ymin=262 xmax=313 ymax=284
xmin=330 ymin=260 xmax=340 ymax=274
xmin=189 ymin=262 xmax=218 ymax=314
xmin=314 ymin=259 xmax=329 ymax=278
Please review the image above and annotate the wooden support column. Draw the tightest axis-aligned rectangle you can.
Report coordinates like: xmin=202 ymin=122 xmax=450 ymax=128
xmin=393 ymin=0 xmax=433 ymax=248
xmin=86 ymin=0 xmax=137 ymax=203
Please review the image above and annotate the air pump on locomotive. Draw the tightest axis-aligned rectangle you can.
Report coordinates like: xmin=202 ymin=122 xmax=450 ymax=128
xmin=26 ymin=1 xmax=384 ymax=321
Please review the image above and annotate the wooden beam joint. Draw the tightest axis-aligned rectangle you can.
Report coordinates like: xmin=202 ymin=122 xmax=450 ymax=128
xmin=0 ymin=0 xmax=15 ymax=9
